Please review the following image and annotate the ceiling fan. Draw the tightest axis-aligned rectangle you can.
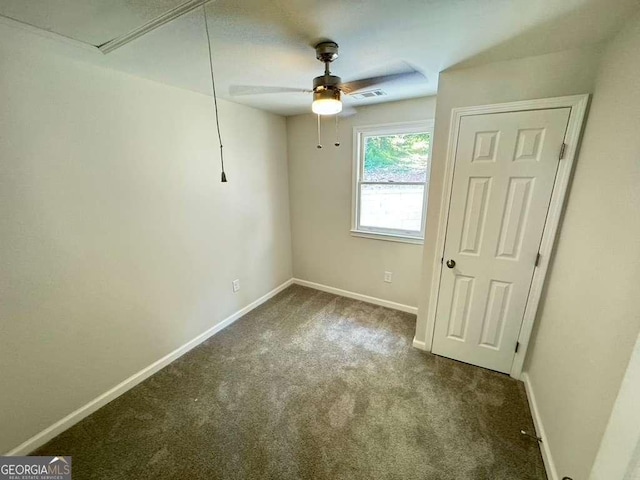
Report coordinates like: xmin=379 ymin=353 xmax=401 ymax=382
xmin=229 ymin=40 xmax=427 ymax=116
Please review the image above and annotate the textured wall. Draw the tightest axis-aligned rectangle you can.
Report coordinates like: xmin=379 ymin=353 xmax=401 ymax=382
xmin=525 ymin=12 xmax=640 ymax=479
xmin=413 ymin=22 xmax=640 ymax=478
xmin=414 ymin=45 xmax=604 ymax=342
xmin=0 ymin=26 xmax=292 ymax=453
xmin=286 ymin=97 xmax=436 ymax=309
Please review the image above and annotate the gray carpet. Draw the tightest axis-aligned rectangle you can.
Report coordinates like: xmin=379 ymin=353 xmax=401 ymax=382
xmin=35 ymin=285 xmax=546 ymax=479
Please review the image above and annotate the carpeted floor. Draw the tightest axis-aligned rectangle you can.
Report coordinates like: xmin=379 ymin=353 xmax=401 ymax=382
xmin=35 ymin=285 xmax=547 ymax=479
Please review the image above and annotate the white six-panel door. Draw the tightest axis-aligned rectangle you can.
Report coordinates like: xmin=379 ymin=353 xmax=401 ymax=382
xmin=432 ymin=108 xmax=571 ymax=373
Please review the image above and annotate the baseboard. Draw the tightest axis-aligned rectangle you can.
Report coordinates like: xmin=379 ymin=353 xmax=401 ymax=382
xmin=522 ymin=373 xmax=558 ymax=480
xmin=292 ymin=278 xmax=418 ymax=315
xmin=412 ymin=337 xmax=427 ymax=350
xmin=5 ymin=278 xmax=294 ymax=456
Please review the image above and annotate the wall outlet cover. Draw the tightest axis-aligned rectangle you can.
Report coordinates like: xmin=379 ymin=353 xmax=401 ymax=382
xmin=232 ymin=279 xmax=240 ymax=292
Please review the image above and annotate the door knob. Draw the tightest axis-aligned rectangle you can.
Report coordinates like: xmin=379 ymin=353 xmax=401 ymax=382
xmin=446 ymin=259 xmax=456 ymax=269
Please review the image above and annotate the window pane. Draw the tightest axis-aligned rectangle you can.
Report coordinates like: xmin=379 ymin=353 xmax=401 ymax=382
xmin=363 ymin=132 xmax=430 ymax=182
xmin=359 ymin=184 xmax=424 ymax=233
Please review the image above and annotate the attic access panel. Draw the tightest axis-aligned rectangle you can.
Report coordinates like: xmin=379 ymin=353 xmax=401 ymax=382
xmin=0 ymin=0 xmax=188 ymax=46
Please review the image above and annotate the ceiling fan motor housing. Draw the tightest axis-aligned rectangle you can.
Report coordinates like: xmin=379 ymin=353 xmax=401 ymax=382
xmin=312 ymin=41 xmax=342 ymax=115
xmin=313 ymin=74 xmax=341 ymax=91
xmin=314 ymin=40 xmax=341 ymax=96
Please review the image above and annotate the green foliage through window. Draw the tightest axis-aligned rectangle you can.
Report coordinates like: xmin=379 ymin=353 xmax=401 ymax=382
xmin=363 ymin=133 xmax=430 ymax=182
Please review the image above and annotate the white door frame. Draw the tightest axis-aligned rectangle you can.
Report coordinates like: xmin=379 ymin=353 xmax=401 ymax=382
xmin=422 ymin=94 xmax=590 ymax=379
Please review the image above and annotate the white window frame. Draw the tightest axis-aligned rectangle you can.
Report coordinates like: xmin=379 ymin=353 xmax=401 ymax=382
xmin=351 ymin=120 xmax=434 ymax=244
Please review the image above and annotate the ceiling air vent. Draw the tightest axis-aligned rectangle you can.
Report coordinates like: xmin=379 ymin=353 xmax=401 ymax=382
xmin=349 ymin=89 xmax=387 ymax=100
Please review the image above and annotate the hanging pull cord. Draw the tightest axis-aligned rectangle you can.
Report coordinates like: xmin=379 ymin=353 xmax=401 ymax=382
xmin=317 ymin=114 xmax=323 ymax=149
xmin=334 ymin=115 xmax=340 ymax=147
xmin=203 ymin=4 xmax=227 ymax=182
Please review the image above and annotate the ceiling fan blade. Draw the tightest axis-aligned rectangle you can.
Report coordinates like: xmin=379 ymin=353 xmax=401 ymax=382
xmin=341 ymin=71 xmax=427 ymax=95
xmin=229 ymin=85 xmax=311 ymax=96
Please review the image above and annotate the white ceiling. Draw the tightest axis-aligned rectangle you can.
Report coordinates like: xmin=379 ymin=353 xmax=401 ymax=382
xmin=0 ymin=0 xmax=637 ymax=116
xmin=0 ymin=0 xmax=188 ymax=44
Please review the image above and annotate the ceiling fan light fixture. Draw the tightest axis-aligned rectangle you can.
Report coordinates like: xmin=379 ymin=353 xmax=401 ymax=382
xmin=312 ymin=88 xmax=342 ymax=115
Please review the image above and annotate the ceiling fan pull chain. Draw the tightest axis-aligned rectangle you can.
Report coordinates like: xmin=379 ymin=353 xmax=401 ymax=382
xmin=317 ymin=114 xmax=323 ymax=149
xmin=334 ymin=115 xmax=340 ymax=147
xmin=202 ymin=4 xmax=227 ymax=182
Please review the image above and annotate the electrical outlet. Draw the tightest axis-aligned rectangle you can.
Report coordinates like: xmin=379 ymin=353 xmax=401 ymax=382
xmin=232 ymin=279 xmax=240 ymax=293
xmin=384 ymin=271 xmax=392 ymax=283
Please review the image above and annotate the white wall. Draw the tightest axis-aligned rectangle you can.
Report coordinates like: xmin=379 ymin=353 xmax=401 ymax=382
xmin=525 ymin=12 xmax=640 ymax=479
xmin=413 ymin=19 xmax=640 ymax=478
xmin=414 ymin=45 xmax=604 ymax=341
xmin=590 ymin=333 xmax=640 ymax=479
xmin=0 ymin=26 xmax=292 ymax=454
xmin=287 ymin=97 xmax=436 ymax=309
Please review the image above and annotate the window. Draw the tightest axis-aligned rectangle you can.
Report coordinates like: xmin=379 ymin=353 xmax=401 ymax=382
xmin=351 ymin=121 xmax=433 ymax=243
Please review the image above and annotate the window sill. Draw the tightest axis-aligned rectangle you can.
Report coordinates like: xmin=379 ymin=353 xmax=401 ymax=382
xmin=350 ymin=230 xmax=424 ymax=245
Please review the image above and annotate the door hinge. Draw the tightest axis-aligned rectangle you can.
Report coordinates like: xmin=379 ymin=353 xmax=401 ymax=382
xmin=515 ymin=341 xmax=520 ymax=353
xmin=441 ymin=257 xmax=443 ymax=264
xmin=559 ymin=142 xmax=567 ymax=159
xmin=535 ymin=253 xmax=541 ymax=267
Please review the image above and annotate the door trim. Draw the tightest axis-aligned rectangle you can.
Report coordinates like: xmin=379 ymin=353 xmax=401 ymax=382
xmin=422 ymin=95 xmax=590 ymax=379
